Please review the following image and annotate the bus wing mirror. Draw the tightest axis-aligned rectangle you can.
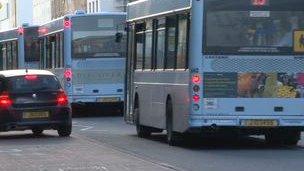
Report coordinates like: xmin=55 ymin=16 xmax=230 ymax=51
xmin=115 ymin=32 xmax=123 ymax=43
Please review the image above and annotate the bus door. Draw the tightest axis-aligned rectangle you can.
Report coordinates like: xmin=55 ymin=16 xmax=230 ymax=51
xmin=125 ymin=24 xmax=136 ymax=124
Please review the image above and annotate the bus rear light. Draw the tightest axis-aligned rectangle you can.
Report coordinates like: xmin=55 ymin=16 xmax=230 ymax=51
xmin=17 ymin=27 xmax=24 ymax=35
xmin=252 ymin=0 xmax=268 ymax=6
xmin=64 ymin=69 xmax=72 ymax=80
xmin=64 ymin=19 xmax=72 ymax=29
xmin=193 ymin=94 xmax=200 ymax=103
xmin=192 ymin=75 xmax=201 ymax=84
xmin=38 ymin=27 xmax=48 ymax=34
xmin=0 ymin=92 xmax=12 ymax=109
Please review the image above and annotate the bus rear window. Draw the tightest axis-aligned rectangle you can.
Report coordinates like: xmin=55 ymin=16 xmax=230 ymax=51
xmin=204 ymin=0 xmax=304 ymax=54
xmin=8 ymin=75 xmax=61 ymax=93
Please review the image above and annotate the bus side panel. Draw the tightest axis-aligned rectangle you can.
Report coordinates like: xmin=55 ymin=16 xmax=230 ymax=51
xmin=135 ymin=71 xmax=190 ymax=132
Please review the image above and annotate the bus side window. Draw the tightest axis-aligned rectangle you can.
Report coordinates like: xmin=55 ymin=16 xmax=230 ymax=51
xmin=12 ymin=41 xmax=18 ymax=69
xmin=0 ymin=43 xmax=3 ymax=70
xmin=165 ymin=16 xmax=178 ymax=69
xmin=135 ymin=23 xmax=145 ymax=70
xmin=176 ymin=14 xmax=189 ymax=69
xmin=60 ymin=33 xmax=64 ymax=68
xmin=156 ymin=18 xmax=166 ymax=69
xmin=144 ymin=20 xmax=153 ymax=70
xmin=6 ymin=42 xmax=12 ymax=70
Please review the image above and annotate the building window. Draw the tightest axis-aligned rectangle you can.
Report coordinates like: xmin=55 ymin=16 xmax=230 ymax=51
xmin=89 ymin=2 xmax=91 ymax=13
xmin=96 ymin=0 xmax=99 ymax=12
xmin=92 ymin=2 xmax=95 ymax=13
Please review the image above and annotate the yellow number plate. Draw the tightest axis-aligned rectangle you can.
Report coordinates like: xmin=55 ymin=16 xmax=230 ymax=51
xmin=23 ymin=111 xmax=50 ymax=119
xmin=97 ymin=97 xmax=120 ymax=103
xmin=244 ymin=120 xmax=278 ymax=127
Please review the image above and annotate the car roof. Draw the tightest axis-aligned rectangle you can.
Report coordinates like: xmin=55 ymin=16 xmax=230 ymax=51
xmin=0 ymin=70 xmax=55 ymax=78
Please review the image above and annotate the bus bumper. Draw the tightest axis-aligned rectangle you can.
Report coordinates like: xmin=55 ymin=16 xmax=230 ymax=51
xmin=188 ymin=115 xmax=304 ymax=133
xmin=69 ymin=95 xmax=124 ymax=104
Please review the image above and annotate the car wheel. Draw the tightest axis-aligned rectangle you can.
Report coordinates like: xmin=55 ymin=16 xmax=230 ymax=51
xmin=32 ymin=129 xmax=44 ymax=136
xmin=58 ymin=124 xmax=72 ymax=137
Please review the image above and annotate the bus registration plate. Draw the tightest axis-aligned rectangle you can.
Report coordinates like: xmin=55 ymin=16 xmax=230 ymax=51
xmin=23 ymin=111 xmax=49 ymax=119
xmin=243 ymin=120 xmax=278 ymax=127
xmin=97 ymin=97 xmax=120 ymax=103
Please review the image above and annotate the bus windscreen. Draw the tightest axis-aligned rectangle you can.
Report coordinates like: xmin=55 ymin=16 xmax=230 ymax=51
xmin=72 ymin=15 xmax=126 ymax=58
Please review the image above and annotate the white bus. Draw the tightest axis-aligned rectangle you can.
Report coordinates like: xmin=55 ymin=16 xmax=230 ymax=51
xmin=0 ymin=26 xmax=40 ymax=70
xmin=125 ymin=0 xmax=304 ymax=145
xmin=38 ymin=12 xmax=126 ymax=111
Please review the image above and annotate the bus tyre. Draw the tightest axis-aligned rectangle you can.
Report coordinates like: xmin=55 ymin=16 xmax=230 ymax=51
xmin=135 ymin=108 xmax=151 ymax=138
xmin=265 ymin=130 xmax=300 ymax=146
xmin=166 ymin=100 xmax=181 ymax=146
xmin=32 ymin=129 xmax=44 ymax=136
xmin=58 ymin=124 xmax=72 ymax=137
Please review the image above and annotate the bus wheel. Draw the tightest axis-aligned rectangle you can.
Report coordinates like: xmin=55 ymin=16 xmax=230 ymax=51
xmin=166 ymin=99 xmax=181 ymax=146
xmin=134 ymin=107 xmax=151 ymax=138
xmin=265 ymin=130 xmax=300 ymax=146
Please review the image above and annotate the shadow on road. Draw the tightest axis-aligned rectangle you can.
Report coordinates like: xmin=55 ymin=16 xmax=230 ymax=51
xmin=137 ymin=133 xmax=303 ymax=150
xmin=0 ymin=132 xmax=75 ymax=146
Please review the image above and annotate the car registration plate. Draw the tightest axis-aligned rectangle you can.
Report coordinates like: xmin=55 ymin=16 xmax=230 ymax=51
xmin=243 ymin=120 xmax=278 ymax=127
xmin=97 ymin=97 xmax=120 ymax=103
xmin=23 ymin=111 xmax=50 ymax=119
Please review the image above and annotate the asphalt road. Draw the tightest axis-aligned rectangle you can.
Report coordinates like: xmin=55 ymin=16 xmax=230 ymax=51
xmin=1 ymin=116 xmax=304 ymax=171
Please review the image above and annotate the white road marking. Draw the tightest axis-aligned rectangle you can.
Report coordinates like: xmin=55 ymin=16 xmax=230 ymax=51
xmin=0 ymin=149 xmax=22 ymax=153
xmin=81 ymin=126 xmax=94 ymax=131
xmin=73 ymin=124 xmax=109 ymax=132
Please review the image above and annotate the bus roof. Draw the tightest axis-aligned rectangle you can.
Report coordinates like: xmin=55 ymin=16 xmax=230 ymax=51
xmin=39 ymin=12 xmax=126 ymax=26
xmin=127 ymin=0 xmax=190 ymax=21
xmin=0 ymin=26 xmax=39 ymax=43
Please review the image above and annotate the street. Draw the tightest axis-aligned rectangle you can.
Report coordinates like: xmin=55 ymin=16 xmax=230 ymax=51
xmin=0 ymin=116 xmax=304 ymax=171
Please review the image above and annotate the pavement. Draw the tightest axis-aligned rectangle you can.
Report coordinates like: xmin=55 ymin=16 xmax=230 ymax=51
xmin=1 ymin=116 xmax=304 ymax=171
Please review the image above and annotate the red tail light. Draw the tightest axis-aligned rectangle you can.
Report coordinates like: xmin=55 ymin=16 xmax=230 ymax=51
xmin=64 ymin=18 xmax=72 ymax=29
xmin=193 ymin=94 xmax=200 ymax=103
xmin=57 ymin=90 xmax=69 ymax=106
xmin=64 ymin=69 xmax=72 ymax=79
xmin=25 ymin=75 xmax=38 ymax=81
xmin=17 ymin=27 xmax=24 ymax=35
xmin=252 ymin=0 xmax=267 ymax=6
xmin=0 ymin=92 xmax=13 ymax=109
xmin=192 ymin=75 xmax=201 ymax=84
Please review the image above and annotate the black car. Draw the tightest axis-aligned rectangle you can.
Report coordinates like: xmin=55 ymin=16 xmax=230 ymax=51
xmin=0 ymin=69 xmax=72 ymax=136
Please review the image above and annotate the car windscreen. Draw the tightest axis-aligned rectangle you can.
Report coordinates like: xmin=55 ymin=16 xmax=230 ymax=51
xmin=8 ymin=75 xmax=61 ymax=93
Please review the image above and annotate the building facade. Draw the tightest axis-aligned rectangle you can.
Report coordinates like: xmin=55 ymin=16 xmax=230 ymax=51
xmin=33 ymin=0 xmax=51 ymax=25
xmin=51 ymin=0 xmax=87 ymax=19
xmin=87 ymin=0 xmax=126 ymax=13
xmin=33 ymin=0 xmax=87 ymax=25
xmin=0 ymin=0 xmax=33 ymax=30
